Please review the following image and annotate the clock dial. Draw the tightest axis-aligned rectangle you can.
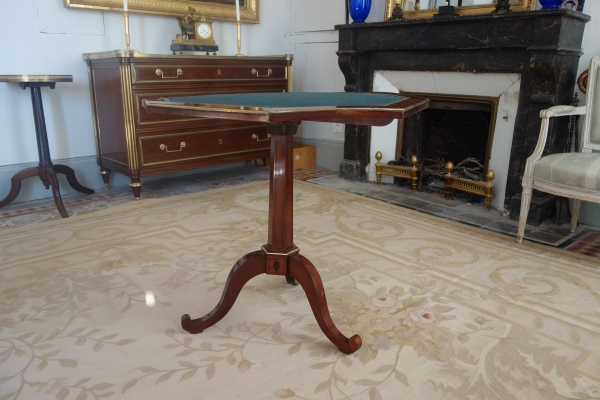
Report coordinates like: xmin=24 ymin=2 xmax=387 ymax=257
xmin=197 ymin=23 xmax=212 ymax=39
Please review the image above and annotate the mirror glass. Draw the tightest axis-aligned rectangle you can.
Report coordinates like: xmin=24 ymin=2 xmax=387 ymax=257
xmin=385 ymin=0 xmax=535 ymax=18
xmin=403 ymin=0 xmax=496 ymax=11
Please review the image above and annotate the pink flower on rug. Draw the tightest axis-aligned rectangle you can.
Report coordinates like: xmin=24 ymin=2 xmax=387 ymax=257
xmin=403 ymin=308 xmax=439 ymax=328
xmin=371 ymin=294 xmax=397 ymax=308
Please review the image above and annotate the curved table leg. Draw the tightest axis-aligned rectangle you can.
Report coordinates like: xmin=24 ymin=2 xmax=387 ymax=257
xmin=0 ymin=167 xmax=39 ymax=208
xmin=182 ymin=250 xmax=267 ymax=334
xmin=52 ymin=164 xmax=95 ymax=194
xmin=288 ymin=254 xmax=362 ymax=354
xmin=44 ymin=167 xmax=69 ymax=218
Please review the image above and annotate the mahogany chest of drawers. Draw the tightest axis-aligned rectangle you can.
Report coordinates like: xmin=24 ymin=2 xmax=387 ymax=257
xmin=84 ymin=51 xmax=293 ymax=199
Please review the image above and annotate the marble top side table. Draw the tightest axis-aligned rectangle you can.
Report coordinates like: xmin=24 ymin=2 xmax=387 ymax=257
xmin=0 ymin=75 xmax=94 ymax=217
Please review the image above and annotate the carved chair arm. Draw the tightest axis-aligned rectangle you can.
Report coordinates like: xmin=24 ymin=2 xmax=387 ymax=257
xmin=522 ymin=105 xmax=587 ymax=187
xmin=540 ymin=105 xmax=586 ymax=118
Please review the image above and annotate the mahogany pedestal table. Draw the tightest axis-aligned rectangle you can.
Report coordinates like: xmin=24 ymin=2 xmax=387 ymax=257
xmin=144 ymin=92 xmax=429 ymax=354
xmin=0 ymin=75 xmax=94 ymax=217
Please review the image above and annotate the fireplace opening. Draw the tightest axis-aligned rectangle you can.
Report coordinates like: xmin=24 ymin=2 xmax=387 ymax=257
xmin=392 ymin=94 xmax=497 ymax=202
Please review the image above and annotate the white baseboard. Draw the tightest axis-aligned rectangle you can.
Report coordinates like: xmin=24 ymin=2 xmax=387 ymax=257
xmin=0 ymin=156 xmax=106 ymax=204
xmin=579 ymin=201 xmax=600 ymax=227
xmin=0 ymin=157 xmax=246 ymax=205
xmin=0 ymin=138 xmax=343 ymax=205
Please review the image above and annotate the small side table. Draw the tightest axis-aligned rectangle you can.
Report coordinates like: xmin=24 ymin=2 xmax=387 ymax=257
xmin=0 ymin=75 xmax=94 ymax=217
xmin=145 ymin=92 xmax=429 ymax=354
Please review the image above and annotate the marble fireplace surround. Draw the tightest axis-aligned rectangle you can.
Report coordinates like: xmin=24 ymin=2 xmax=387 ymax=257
xmin=336 ymin=10 xmax=590 ymax=224
xmin=371 ymin=71 xmax=521 ymax=211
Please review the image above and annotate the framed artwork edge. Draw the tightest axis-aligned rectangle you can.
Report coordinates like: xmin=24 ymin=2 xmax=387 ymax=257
xmin=385 ymin=0 xmax=535 ymax=20
xmin=63 ymin=0 xmax=260 ymax=23
xmin=561 ymin=0 xmax=578 ymax=10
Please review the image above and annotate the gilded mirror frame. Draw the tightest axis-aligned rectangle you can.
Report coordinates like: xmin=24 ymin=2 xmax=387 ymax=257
xmin=64 ymin=0 xmax=260 ymax=23
xmin=385 ymin=0 xmax=535 ymax=20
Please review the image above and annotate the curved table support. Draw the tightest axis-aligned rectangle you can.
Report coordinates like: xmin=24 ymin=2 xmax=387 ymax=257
xmin=143 ymin=92 xmax=429 ymax=357
xmin=288 ymin=254 xmax=362 ymax=354
xmin=182 ymin=251 xmax=266 ymax=334
xmin=180 ymin=120 xmax=361 ymax=354
xmin=52 ymin=164 xmax=95 ymax=195
xmin=0 ymin=167 xmax=39 ymax=209
xmin=181 ymin=250 xmax=361 ymax=354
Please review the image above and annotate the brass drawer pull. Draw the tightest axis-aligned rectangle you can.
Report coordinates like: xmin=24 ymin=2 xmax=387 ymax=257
xmin=155 ymin=68 xmax=183 ymax=79
xmin=252 ymin=134 xmax=271 ymax=142
xmin=251 ymin=68 xmax=272 ymax=78
xmin=160 ymin=142 xmax=186 ymax=152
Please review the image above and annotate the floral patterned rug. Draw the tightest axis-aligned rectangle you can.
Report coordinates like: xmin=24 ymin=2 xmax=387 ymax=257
xmin=1 ymin=181 xmax=599 ymax=399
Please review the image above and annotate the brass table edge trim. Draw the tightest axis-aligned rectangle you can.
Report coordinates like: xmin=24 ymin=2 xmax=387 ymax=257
xmin=144 ymin=98 xmax=429 ymax=116
xmin=261 ymin=245 xmax=300 ymax=257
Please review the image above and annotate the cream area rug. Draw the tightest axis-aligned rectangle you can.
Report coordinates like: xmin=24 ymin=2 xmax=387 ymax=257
xmin=1 ymin=181 xmax=599 ymax=400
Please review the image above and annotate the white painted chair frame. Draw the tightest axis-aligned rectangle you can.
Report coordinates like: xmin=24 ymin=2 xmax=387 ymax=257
xmin=517 ymin=56 xmax=600 ymax=243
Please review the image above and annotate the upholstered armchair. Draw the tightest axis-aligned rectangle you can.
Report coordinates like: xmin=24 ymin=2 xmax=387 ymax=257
xmin=517 ymin=56 xmax=600 ymax=243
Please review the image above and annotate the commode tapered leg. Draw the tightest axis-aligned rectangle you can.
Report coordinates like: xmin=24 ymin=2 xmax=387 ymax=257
xmin=99 ymin=168 xmax=110 ymax=190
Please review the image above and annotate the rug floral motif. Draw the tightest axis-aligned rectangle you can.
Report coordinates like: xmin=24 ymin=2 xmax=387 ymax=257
xmin=0 ymin=181 xmax=599 ymax=399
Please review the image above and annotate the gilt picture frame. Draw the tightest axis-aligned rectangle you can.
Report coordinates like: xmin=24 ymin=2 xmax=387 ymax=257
xmin=64 ymin=0 xmax=260 ymax=23
xmin=385 ymin=0 xmax=535 ymax=20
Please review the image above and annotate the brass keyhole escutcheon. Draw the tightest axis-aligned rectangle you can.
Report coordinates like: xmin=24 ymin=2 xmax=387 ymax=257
xmin=219 ymin=139 xmax=223 ymax=144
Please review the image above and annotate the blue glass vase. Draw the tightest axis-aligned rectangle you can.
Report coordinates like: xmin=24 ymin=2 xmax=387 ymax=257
xmin=349 ymin=0 xmax=372 ymax=24
xmin=538 ymin=0 xmax=563 ymax=9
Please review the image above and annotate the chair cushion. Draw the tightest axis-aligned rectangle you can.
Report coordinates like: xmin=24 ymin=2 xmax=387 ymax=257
xmin=533 ymin=153 xmax=600 ymax=190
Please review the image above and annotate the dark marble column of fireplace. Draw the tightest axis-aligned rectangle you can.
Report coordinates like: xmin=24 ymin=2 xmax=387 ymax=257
xmin=336 ymin=10 xmax=589 ymax=224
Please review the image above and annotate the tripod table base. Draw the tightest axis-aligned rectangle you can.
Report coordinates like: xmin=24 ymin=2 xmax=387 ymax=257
xmin=181 ymin=249 xmax=362 ymax=355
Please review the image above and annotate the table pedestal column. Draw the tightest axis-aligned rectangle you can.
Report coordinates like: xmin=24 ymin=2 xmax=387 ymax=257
xmin=0 ymin=82 xmax=94 ymax=217
xmin=181 ymin=121 xmax=362 ymax=354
